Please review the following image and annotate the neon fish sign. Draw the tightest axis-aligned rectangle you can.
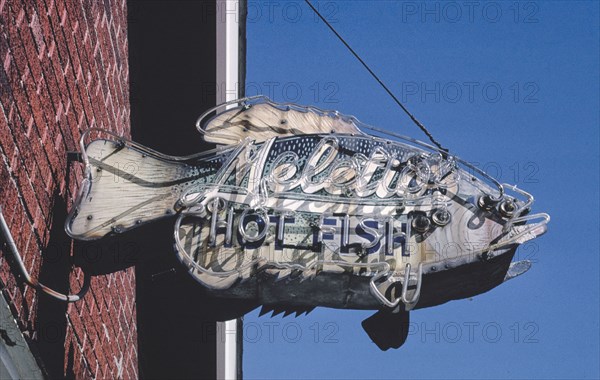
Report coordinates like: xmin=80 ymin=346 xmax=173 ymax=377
xmin=66 ymin=96 xmax=548 ymax=349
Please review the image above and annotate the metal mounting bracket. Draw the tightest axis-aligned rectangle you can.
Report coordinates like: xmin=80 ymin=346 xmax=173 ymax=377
xmin=0 ymin=207 xmax=90 ymax=302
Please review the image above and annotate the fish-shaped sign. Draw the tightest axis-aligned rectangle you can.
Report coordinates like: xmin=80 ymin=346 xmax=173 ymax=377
xmin=65 ymin=96 xmax=549 ymax=349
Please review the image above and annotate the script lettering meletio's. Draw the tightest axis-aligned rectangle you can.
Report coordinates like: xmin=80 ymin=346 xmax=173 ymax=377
xmin=260 ymin=137 xmax=455 ymax=199
xmin=194 ymin=135 xmax=456 ymax=254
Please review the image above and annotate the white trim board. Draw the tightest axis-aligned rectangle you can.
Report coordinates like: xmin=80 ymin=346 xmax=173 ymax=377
xmin=216 ymin=1 xmax=244 ymax=379
xmin=0 ymin=290 xmax=43 ymax=380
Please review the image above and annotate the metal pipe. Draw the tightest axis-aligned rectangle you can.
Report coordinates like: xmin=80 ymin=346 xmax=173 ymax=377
xmin=0 ymin=206 xmax=90 ymax=302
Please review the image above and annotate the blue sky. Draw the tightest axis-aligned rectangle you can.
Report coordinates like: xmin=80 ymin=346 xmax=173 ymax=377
xmin=243 ymin=1 xmax=600 ymax=378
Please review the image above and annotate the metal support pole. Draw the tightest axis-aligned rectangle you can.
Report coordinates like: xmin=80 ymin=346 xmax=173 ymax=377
xmin=216 ymin=0 xmax=246 ymax=378
xmin=0 ymin=206 xmax=91 ymax=302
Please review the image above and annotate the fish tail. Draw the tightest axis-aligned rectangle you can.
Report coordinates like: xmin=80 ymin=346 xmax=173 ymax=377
xmin=66 ymin=138 xmax=204 ymax=240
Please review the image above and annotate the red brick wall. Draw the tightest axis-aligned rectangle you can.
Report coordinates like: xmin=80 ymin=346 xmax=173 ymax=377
xmin=0 ymin=0 xmax=137 ymax=378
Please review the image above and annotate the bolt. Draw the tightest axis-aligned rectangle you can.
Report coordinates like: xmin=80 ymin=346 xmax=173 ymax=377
xmin=432 ymin=209 xmax=451 ymax=226
xmin=499 ymin=200 xmax=516 ymax=218
xmin=478 ymin=194 xmax=498 ymax=210
xmin=412 ymin=214 xmax=430 ymax=233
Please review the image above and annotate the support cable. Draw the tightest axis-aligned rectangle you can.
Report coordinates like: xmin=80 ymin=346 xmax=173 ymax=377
xmin=304 ymin=0 xmax=449 ymax=154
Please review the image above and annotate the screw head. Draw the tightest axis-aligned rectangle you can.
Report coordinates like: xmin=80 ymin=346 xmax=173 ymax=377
xmin=499 ymin=200 xmax=516 ymax=218
xmin=412 ymin=214 xmax=431 ymax=233
xmin=478 ymin=195 xmax=498 ymax=210
xmin=432 ymin=209 xmax=451 ymax=226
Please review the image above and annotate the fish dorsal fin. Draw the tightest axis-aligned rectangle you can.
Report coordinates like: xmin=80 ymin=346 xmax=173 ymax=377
xmin=198 ymin=97 xmax=365 ymax=145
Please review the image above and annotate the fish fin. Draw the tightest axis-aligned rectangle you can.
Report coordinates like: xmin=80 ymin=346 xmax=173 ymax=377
xmin=362 ymin=309 xmax=410 ymax=351
xmin=301 ymin=307 xmax=315 ymax=317
xmin=274 ymin=269 xmax=292 ymax=282
xmin=282 ymin=309 xmax=295 ymax=318
xmin=259 ymin=306 xmax=273 ymax=317
xmin=503 ymin=260 xmax=532 ymax=282
xmin=199 ymin=99 xmax=364 ymax=145
xmin=299 ymin=268 xmax=316 ymax=282
xmin=259 ymin=305 xmax=315 ymax=318
xmin=270 ymin=308 xmax=285 ymax=317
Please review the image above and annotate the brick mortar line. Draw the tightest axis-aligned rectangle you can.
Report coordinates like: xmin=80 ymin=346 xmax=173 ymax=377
xmin=65 ymin=1 xmax=114 ymax=138
xmin=9 ymin=2 xmax=64 ymax=159
xmin=66 ymin=312 xmax=99 ymax=379
xmin=0 ymin=104 xmax=49 ymax=250
xmin=104 ymin=9 xmax=128 ymax=130
xmin=2 ymin=1 xmax=136 ymax=377
xmin=9 ymin=7 xmax=64 ymax=190
xmin=9 ymin=2 xmax=73 ymax=155
xmin=0 ymin=143 xmax=43 ymax=323
xmin=0 ymin=108 xmax=52 ymax=239
xmin=24 ymin=2 xmax=77 ymax=154
xmin=0 ymin=30 xmax=56 ymax=226
xmin=52 ymin=0 xmax=99 ymax=137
